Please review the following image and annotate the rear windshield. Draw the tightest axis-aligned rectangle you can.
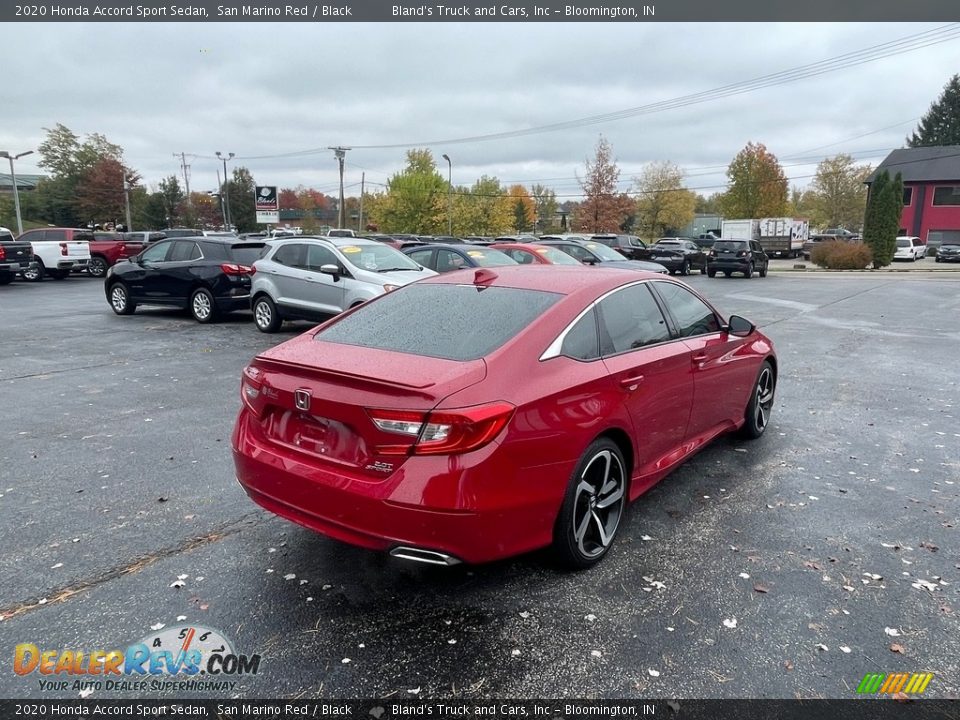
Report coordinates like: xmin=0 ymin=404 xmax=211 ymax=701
xmin=714 ymin=241 xmax=747 ymax=251
xmin=229 ymin=243 xmax=267 ymax=264
xmin=316 ymin=283 xmax=562 ymax=361
xmin=896 ymin=238 xmax=910 ymax=248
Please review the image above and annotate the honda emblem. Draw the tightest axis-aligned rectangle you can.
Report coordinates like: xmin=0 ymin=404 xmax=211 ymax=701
xmin=294 ymin=389 xmax=311 ymax=411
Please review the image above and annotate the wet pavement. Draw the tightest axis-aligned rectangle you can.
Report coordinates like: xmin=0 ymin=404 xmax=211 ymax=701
xmin=0 ymin=272 xmax=957 ymax=700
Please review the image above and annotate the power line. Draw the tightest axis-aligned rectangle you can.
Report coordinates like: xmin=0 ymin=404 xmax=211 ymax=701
xmin=227 ymin=24 xmax=960 ymax=160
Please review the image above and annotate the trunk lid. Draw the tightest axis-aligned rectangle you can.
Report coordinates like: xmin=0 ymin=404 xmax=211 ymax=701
xmin=245 ymin=332 xmax=487 ymax=478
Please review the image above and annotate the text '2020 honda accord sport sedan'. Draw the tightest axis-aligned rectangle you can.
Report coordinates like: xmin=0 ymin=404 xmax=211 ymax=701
xmin=233 ymin=265 xmax=777 ymax=568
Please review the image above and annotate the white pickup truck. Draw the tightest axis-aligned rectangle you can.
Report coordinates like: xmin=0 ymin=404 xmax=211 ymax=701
xmin=17 ymin=227 xmax=92 ymax=281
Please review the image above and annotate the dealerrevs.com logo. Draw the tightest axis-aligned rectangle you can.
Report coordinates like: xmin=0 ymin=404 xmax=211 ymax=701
xmin=14 ymin=624 xmax=261 ymax=693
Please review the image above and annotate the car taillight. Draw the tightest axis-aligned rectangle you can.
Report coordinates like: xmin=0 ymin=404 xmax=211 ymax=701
xmin=368 ymin=401 xmax=515 ymax=456
xmin=0 ymin=246 xmax=5 ymax=261
xmin=240 ymin=365 xmax=265 ymax=417
xmin=60 ymin=243 xmax=68 ymax=256
xmin=221 ymin=263 xmax=254 ymax=276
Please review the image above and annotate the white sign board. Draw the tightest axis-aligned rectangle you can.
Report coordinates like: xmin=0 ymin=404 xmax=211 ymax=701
xmin=256 ymin=211 xmax=279 ymax=224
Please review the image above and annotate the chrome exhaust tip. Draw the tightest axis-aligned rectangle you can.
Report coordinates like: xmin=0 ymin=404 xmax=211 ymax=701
xmin=390 ymin=546 xmax=462 ymax=566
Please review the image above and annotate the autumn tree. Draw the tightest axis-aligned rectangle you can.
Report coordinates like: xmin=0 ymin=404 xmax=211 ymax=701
xmin=372 ymin=149 xmax=447 ymax=233
xmin=278 ymin=188 xmax=301 ymax=209
xmin=633 ymin=161 xmax=696 ymax=240
xmin=576 ymin=135 xmax=629 ymax=233
xmin=720 ymin=142 xmax=788 ymax=218
xmin=506 ymin=184 xmax=534 ymax=232
xmin=908 ymin=74 xmax=960 ymax=147
xmin=802 ymin=154 xmax=872 ymax=230
xmin=184 ymin=192 xmax=223 ymax=229
xmin=35 ymin=123 xmax=138 ymax=227
xmin=531 ymin=184 xmax=558 ymax=233
xmin=694 ymin=192 xmax=723 ymax=215
xmin=450 ymin=176 xmax=512 ymax=235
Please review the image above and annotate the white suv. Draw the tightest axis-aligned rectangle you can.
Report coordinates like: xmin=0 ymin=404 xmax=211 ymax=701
xmin=894 ymin=236 xmax=926 ymax=261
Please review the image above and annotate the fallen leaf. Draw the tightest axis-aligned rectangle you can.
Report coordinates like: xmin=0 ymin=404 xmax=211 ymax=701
xmin=884 ymin=627 xmax=901 ymax=637
xmin=753 ymin=584 xmax=770 ymax=594
xmin=585 ymin=614 xmax=597 ymax=622
xmin=803 ymin=560 xmax=821 ymax=570
xmin=783 ymin=660 xmax=794 ymax=671
xmin=169 ymin=580 xmax=185 ymax=589
xmin=816 ymin=643 xmax=829 ymax=652
xmin=519 ymin=611 xmax=531 ymax=619
xmin=722 ymin=618 xmax=738 ymax=629
xmin=150 ymin=623 xmax=165 ymax=631
xmin=890 ymin=643 xmax=905 ymax=654
xmin=840 ymin=646 xmax=851 ymax=654
xmin=648 ymin=668 xmax=660 ymax=677
xmin=341 ymin=658 xmax=351 ymax=664
xmin=919 ymin=542 xmax=939 ymax=552
xmin=284 ymin=573 xmax=296 ymax=581
xmin=739 ymin=572 xmax=750 ymax=579
xmin=892 ymin=692 xmax=911 ymax=703
xmin=176 ymin=615 xmax=187 ymax=621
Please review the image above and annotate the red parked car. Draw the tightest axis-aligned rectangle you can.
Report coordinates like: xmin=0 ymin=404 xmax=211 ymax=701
xmin=88 ymin=232 xmax=145 ymax=278
xmin=490 ymin=242 xmax=585 ymax=266
xmin=232 ymin=266 xmax=777 ymax=568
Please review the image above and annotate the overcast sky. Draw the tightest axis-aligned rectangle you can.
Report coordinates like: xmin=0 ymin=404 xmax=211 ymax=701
xmin=5 ymin=22 xmax=960 ymax=201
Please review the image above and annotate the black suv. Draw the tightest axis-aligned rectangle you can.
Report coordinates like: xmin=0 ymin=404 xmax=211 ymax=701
xmin=589 ymin=234 xmax=652 ymax=261
xmin=707 ymin=240 xmax=769 ymax=278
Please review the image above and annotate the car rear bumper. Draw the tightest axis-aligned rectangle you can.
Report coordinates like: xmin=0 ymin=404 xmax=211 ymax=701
xmin=232 ymin=408 xmax=566 ymax=563
xmin=58 ymin=259 xmax=88 ymax=269
xmin=709 ymin=259 xmax=752 ymax=270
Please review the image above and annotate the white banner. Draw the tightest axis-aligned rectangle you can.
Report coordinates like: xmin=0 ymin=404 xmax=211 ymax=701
xmin=256 ymin=211 xmax=279 ymax=224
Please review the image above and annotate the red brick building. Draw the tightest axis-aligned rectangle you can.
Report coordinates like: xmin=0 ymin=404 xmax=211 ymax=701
xmin=866 ymin=145 xmax=960 ymax=248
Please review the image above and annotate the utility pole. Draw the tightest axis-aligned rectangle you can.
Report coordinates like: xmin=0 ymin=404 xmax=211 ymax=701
xmin=123 ymin=177 xmax=133 ymax=231
xmin=215 ymin=168 xmax=227 ymax=228
xmin=358 ymin=172 xmax=365 ymax=233
xmin=328 ymin=146 xmax=350 ymax=229
xmin=174 ymin=152 xmax=192 ymax=203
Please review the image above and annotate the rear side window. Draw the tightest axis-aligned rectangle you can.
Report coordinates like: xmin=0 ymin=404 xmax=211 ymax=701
xmin=652 ymin=282 xmax=720 ymax=338
xmin=169 ymin=241 xmax=201 ymax=262
xmin=273 ymin=243 xmax=305 ymax=267
xmin=597 ymin=284 xmax=671 ymax=355
xmin=44 ymin=229 xmax=67 ymax=242
xmin=561 ymin=308 xmax=600 ymax=361
xmin=317 ymin=284 xmax=562 ymax=361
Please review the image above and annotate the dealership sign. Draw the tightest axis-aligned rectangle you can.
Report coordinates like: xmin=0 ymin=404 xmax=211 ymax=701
xmin=255 ymin=186 xmax=279 ymax=224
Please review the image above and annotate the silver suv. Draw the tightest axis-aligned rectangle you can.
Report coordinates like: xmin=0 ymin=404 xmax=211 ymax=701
xmin=251 ymin=236 xmax=436 ymax=332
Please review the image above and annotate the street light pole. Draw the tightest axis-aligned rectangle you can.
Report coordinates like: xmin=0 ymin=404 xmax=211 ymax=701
xmin=442 ymin=153 xmax=452 ymax=236
xmin=0 ymin=149 xmax=34 ymax=235
xmin=215 ymin=151 xmax=234 ymax=230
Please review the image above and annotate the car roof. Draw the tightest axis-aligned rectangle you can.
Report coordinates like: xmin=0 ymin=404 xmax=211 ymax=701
xmin=402 ymin=243 xmax=486 ymax=252
xmin=490 ymin=242 xmax=553 ymax=251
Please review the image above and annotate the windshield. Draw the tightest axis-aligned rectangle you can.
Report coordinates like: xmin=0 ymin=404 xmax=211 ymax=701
xmin=941 ymin=244 xmax=960 ymax=250
xmin=535 ymin=246 xmax=582 ymax=265
xmin=339 ymin=243 xmax=421 ymax=272
xmin=316 ymin=284 xmax=562 ymax=361
xmin=583 ymin=242 xmax=626 ymax=261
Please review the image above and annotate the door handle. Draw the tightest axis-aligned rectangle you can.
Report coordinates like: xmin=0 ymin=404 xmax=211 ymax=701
xmin=692 ymin=354 xmax=708 ymax=364
xmin=619 ymin=375 xmax=645 ymax=390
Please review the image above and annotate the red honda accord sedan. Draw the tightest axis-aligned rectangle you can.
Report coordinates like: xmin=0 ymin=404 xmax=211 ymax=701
xmin=233 ymin=266 xmax=777 ymax=568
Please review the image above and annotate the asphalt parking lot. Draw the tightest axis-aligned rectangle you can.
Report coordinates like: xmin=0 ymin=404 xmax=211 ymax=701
xmin=0 ymin=271 xmax=957 ymax=700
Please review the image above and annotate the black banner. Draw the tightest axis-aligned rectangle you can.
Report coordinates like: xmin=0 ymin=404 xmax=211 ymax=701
xmin=1 ymin=699 xmax=958 ymax=720
xmin=4 ymin=0 xmax=960 ymax=22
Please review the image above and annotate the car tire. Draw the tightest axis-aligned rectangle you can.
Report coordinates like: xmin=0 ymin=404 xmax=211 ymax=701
xmin=759 ymin=263 xmax=768 ymax=278
xmin=744 ymin=263 xmax=754 ymax=279
xmin=553 ymin=437 xmax=628 ymax=570
xmin=88 ymin=256 xmax=108 ymax=278
xmin=0 ymin=273 xmax=13 ymax=285
xmin=189 ymin=287 xmax=218 ymax=323
xmin=680 ymin=260 xmax=690 ymax=276
xmin=707 ymin=269 xmax=716 ymax=278
xmin=724 ymin=271 xmax=732 ymax=278
xmin=23 ymin=261 xmax=45 ymax=282
xmin=936 ymin=257 xmax=942 ymax=263
xmin=740 ymin=360 xmax=776 ymax=440
xmin=253 ymin=295 xmax=281 ymax=333
xmin=108 ymin=282 xmax=136 ymax=315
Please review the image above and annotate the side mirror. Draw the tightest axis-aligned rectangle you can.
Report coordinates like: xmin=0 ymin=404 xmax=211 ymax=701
xmin=319 ymin=263 xmax=341 ymax=281
xmin=726 ymin=314 xmax=755 ymax=337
